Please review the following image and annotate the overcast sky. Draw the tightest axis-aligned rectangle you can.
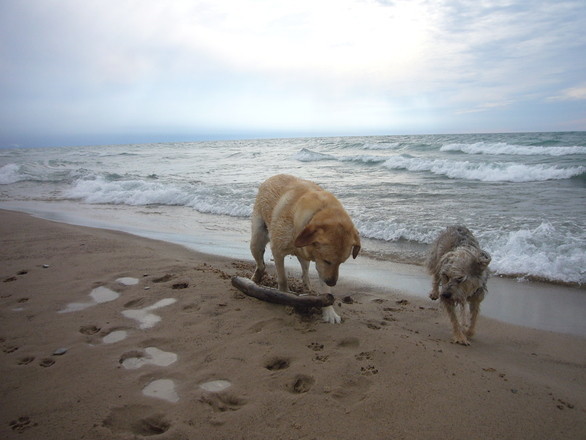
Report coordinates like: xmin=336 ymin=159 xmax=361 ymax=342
xmin=1 ymin=0 xmax=585 ymax=147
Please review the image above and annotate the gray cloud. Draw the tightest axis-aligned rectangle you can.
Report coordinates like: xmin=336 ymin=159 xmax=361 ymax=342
xmin=1 ymin=0 xmax=585 ymax=147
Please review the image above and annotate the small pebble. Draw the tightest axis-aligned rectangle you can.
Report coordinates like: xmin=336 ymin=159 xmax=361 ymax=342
xmin=53 ymin=348 xmax=68 ymax=356
xmin=42 ymin=264 xmax=50 ymax=268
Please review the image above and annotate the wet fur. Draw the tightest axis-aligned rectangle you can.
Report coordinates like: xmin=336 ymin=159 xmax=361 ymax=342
xmin=427 ymin=226 xmax=491 ymax=345
xmin=250 ymin=174 xmax=360 ymax=323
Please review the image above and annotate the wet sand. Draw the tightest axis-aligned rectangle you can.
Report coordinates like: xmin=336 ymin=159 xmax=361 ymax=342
xmin=1 ymin=209 xmax=585 ymax=439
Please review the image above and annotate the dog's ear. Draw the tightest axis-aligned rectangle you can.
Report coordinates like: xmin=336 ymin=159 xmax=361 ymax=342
xmin=294 ymin=225 xmax=319 ymax=248
xmin=472 ymin=250 xmax=491 ymax=275
xmin=352 ymin=230 xmax=361 ymax=259
xmin=477 ymin=250 xmax=491 ymax=267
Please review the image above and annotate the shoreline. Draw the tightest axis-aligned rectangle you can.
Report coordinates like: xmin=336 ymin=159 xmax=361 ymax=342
xmin=1 ymin=209 xmax=585 ymax=439
xmin=1 ymin=201 xmax=585 ymax=337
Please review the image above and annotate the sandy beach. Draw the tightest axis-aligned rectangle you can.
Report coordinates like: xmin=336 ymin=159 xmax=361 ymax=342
xmin=1 ymin=209 xmax=585 ymax=439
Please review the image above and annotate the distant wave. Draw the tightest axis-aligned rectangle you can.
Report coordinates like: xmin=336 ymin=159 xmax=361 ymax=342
xmin=361 ymin=142 xmax=402 ymax=150
xmin=382 ymin=156 xmax=585 ymax=182
xmin=64 ymin=176 xmax=253 ymax=217
xmin=440 ymin=142 xmax=586 ymax=156
xmin=293 ymin=148 xmax=335 ymax=161
xmin=0 ymin=162 xmax=85 ymax=184
xmin=294 ymin=148 xmax=392 ymax=165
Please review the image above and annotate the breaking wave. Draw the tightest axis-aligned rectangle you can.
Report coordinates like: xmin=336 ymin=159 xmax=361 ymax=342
xmin=64 ymin=176 xmax=253 ymax=217
xmin=0 ymin=164 xmax=22 ymax=184
xmin=440 ymin=142 xmax=586 ymax=156
xmin=381 ymin=156 xmax=585 ymax=182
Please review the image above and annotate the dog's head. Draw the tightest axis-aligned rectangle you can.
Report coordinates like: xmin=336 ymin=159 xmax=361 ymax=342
xmin=438 ymin=246 xmax=491 ymax=302
xmin=294 ymin=211 xmax=361 ymax=287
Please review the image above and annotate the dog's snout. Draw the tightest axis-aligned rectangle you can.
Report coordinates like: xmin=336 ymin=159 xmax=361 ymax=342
xmin=325 ymin=278 xmax=337 ymax=287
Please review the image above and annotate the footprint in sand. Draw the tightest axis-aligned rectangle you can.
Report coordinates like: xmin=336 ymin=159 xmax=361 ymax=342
xmin=199 ymin=380 xmax=232 ymax=392
xmin=58 ymin=278 xmax=139 ymax=314
xmin=103 ymin=405 xmax=171 ymax=436
xmin=17 ymin=356 xmax=35 ymax=365
xmin=2 ymin=344 xmax=19 ymax=354
xmin=265 ymin=357 xmax=290 ymax=371
xmin=79 ymin=325 xmax=101 ymax=335
xmin=122 ymin=298 xmax=177 ymax=329
xmin=39 ymin=358 xmax=55 ymax=368
xmin=120 ymin=347 xmax=178 ymax=370
xmin=116 ymin=277 xmax=139 ymax=286
xmin=80 ymin=324 xmax=130 ymax=345
xmin=289 ymin=374 xmax=315 ymax=394
xmin=102 ymin=330 xmax=128 ymax=344
xmin=142 ymin=379 xmax=180 ymax=403
xmin=59 ymin=286 xmax=120 ymax=313
xmin=199 ymin=386 xmax=245 ymax=412
xmin=307 ymin=342 xmax=324 ymax=351
xmin=9 ymin=416 xmax=36 ymax=433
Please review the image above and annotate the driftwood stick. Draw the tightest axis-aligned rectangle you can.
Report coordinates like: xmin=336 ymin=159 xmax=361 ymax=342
xmin=231 ymin=276 xmax=334 ymax=308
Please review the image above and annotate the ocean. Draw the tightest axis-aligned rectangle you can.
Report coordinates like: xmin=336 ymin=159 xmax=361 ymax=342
xmin=1 ymin=132 xmax=585 ymax=286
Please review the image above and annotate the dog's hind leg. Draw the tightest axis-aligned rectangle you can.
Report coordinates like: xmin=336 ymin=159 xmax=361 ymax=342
xmin=444 ymin=303 xmax=470 ymax=345
xmin=250 ymin=214 xmax=269 ymax=284
xmin=297 ymin=256 xmax=311 ymax=291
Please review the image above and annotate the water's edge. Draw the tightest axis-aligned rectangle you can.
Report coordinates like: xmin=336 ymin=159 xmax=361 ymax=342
xmin=1 ymin=200 xmax=585 ymax=338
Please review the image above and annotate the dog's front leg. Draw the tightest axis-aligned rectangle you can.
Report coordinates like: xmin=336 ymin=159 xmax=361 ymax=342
xmin=319 ymin=281 xmax=341 ymax=324
xmin=297 ymin=256 xmax=311 ymax=291
xmin=465 ymin=296 xmax=482 ymax=339
xmin=444 ymin=303 xmax=470 ymax=345
xmin=273 ymin=252 xmax=289 ymax=292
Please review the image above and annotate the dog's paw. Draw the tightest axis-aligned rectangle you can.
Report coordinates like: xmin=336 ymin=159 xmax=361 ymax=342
xmin=251 ymin=269 xmax=264 ymax=284
xmin=452 ymin=336 xmax=471 ymax=346
xmin=429 ymin=291 xmax=439 ymax=300
xmin=322 ymin=306 xmax=341 ymax=324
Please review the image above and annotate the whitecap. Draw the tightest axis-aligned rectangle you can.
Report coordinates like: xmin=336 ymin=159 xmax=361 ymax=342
xmin=361 ymin=142 xmax=401 ymax=150
xmin=441 ymin=142 xmax=586 ymax=156
xmin=0 ymin=164 xmax=23 ymax=184
xmin=64 ymin=176 xmax=253 ymax=218
xmin=484 ymin=223 xmax=586 ymax=284
xmin=340 ymin=155 xmax=386 ymax=164
xmin=382 ymin=156 xmax=585 ymax=182
xmin=293 ymin=148 xmax=335 ymax=162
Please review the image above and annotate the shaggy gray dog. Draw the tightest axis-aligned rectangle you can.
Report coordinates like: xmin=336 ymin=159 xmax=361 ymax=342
xmin=427 ymin=226 xmax=491 ymax=345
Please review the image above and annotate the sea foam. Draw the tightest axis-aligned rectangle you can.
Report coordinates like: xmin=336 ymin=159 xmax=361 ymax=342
xmin=484 ymin=223 xmax=586 ymax=284
xmin=293 ymin=148 xmax=335 ymax=161
xmin=441 ymin=142 xmax=586 ymax=156
xmin=382 ymin=156 xmax=585 ymax=182
xmin=64 ymin=176 xmax=253 ymax=217
xmin=0 ymin=164 xmax=23 ymax=184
